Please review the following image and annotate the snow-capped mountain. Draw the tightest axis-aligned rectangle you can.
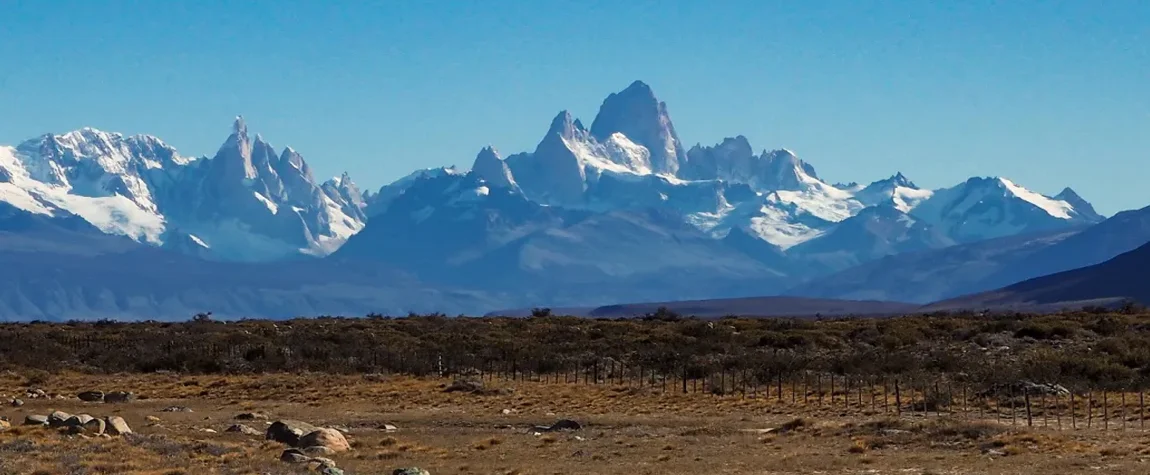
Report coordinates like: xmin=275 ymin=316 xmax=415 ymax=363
xmin=335 ymin=169 xmax=789 ymax=305
xmin=788 ymin=204 xmax=956 ymax=274
xmin=0 ymin=117 xmax=367 ymax=261
xmin=911 ymin=177 xmax=1102 ymax=243
xmin=0 ymin=79 xmax=1114 ymax=319
xmin=588 ymin=80 xmax=686 ymax=175
xmin=349 ymin=80 xmax=1102 ymax=275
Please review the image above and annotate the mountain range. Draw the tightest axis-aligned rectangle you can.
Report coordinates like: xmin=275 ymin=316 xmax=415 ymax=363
xmin=0 ymin=80 xmax=1141 ymax=320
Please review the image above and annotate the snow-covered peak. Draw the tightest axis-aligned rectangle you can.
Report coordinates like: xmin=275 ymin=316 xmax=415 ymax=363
xmin=911 ymin=176 xmax=1103 ymax=243
xmin=853 ymin=172 xmax=932 ymax=212
xmin=470 ymin=146 xmax=519 ymax=190
xmin=364 ymin=166 xmax=463 ymax=216
xmin=589 ymin=80 xmax=685 ymax=175
xmin=996 ymin=177 xmax=1074 ymax=219
xmin=757 ymin=148 xmax=821 ymax=191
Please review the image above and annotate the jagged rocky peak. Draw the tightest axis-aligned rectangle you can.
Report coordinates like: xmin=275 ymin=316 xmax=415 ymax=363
xmin=214 ymin=115 xmax=258 ymax=181
xmin=232 ymin=115 xmax=248 ymax=137
xmin=546 ymin=110 xmax=587 ymax=139
xmin=1055 ymin=187 xmax=1103 ymax=220
xmin=866 ymin=172 xmax=916 ymax=189
xmin=470 ymin=146 xmax=517 ymax=189
xmin=278 ymin=146 xmax=313 ymax=180
xmin=589 ymin=80 xmax=685 ymax=175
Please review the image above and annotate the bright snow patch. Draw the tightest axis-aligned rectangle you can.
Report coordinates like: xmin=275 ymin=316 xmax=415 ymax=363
xmin=253 ymin=192 xmax=278 ymax=214
xmin=999 ymin=178 xmax=1074 ymax=219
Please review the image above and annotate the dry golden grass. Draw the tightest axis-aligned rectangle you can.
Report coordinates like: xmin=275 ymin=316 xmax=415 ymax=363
xmin=0 ymin=371 xmax=1146 ymax=474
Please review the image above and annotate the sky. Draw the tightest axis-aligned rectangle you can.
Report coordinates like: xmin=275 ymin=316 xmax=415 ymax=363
xmin=0 ymin=0 xmax=1146 ymax=215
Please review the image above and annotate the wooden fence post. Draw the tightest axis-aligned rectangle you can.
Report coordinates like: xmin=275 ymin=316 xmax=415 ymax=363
xmin=682 ymin=364 xmax=688 ymax=394
xmin=1024 ymin=387 xmax=1033 ymax=427
xmin=1088 ymin=392 xmax=1094 ymax=429
xmin=1100 ymin=390 xmax=1108 ymax=429
xmin=895 ymin=379 xmax=902 ymax=416
xmin=1010 ymin=385 xmax=1017 ymax=426
xmin=1141 ymin=391 xmax=1145 ymax=431
xmin=777 ymin=373 xmax=783 ymax=402
xmin=830 ymin=375 xmax=835 ymax=407
xmin=1070 ymin=392 xmax=1076 ymax=430
xmin=1056 ymin=392 xmax=1062 ymax=430
xmin=884 ymin=379 xmax=890 ymax=413
xmin=1122 ymin=392 xmax=1127 ymax=431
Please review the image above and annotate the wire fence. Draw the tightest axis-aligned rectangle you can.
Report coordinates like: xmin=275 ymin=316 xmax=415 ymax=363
xmin=2 ymin=331 xmax=1146 ymax=431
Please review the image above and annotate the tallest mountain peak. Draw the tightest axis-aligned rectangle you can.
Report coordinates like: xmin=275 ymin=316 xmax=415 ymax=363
xmin=620 ymin=80 xmax=655 ymax=97
xmin=589 ymin=81 xmax=685 ymax=175
xmin=232 ymin=115 xmax=247 ymax=137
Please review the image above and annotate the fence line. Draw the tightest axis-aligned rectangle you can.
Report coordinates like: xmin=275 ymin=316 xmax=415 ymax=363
xmin=1 ymin=337 xmax=1146 ymax=431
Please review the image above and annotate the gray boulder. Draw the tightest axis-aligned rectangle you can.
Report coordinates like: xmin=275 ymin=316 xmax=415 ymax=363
xmin=10 ymin=398 xmax=23 ymax=407
xmin=24 ymin=414 xmax=49 ymax=426
xmin=266 ymin=420 xmax=319 ymax=446
xmin=533 ymin=419 xmax=583 ymax=432
xmin=63 ymin=414 xmax=95 ymax=428
xmin=280 ymin=448 xmax=311 ymax=463
xmin=393 ymin=469 xmax=431 ymax=475
xmin=298 ymin=428 xmax=350 ymax=452
xmin=83 ymin=418 xmax=106 ymax=435
xmin=47 ymin=411 xmax=73 ymax=427
xmin=78 ymin=391 xmax=105 ymax=402
xmin=104 ymin=391 xmax=136 ymax=403
xmin=105 ymin=416 xmax=132 ymax=435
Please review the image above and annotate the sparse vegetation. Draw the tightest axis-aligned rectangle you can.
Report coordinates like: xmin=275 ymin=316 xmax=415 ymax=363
xmin=1 ymin=310 xmax=1150 ymax=394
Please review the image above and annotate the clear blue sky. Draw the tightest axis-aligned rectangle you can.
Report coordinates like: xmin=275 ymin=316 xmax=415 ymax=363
xmin=1 ymin=0 xmax=1146 ymax=215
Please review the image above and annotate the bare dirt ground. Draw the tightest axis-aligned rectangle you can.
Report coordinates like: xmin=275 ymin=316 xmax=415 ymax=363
xmin=1 ymin=372 xmax=1147 ymax=474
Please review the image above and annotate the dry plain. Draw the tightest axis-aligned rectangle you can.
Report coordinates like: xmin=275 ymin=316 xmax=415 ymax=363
xmin=1 ymin=371 xmax=1148 ymax=475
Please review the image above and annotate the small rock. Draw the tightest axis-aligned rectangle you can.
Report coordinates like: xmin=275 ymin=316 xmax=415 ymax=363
xmin=161 ymin=406 xmax=193 ymax=413
xmin=380 ymin=423 xmax=399 ymax=432
xmin=145 ymin=416 xmax=162 ymax=423
xmin=201 ymin=428 xmax=218 ymax=433
xmin=532 ymin=419 xmax=582 ymax=432
xmin=444 ymin=378 xmax=484 ymax=393
xmin=266 ymin=420 xmax=319 ymax=446
xmin=304 ymin=445 xmax=336 ymax=456
xmin=392 ymin=468 xmax=431 ymax=475
xmin=29 ymin=389 xmax=47 ymax=398
xmin=63 ymin=414 xmax=95 ymax=428
xmin=319 ymin=466 xmax=345 ymax=475
xmin=0 ymin=419 xmax=10 ymax=431
xmin=105 ymin=416 xmax=132 ymax=435
xmin=298 ymin=428 xmax=350 ymax=453
xmin=103 ymin=391 xmax=136 ymax=403
xmin=235 ymin=412 xmax=269 ymax=421
xmin=77 ymin=390 xmax=105 ymax=402
xmin=501 ymin=409 xmax=513 ymax=415
xmin=24 ymin=414 xmax=49 ymax=426
xmin=280 ymin=448 xmax=311 ymax=463
xmin=310 ymin=456 xmax=338 ymax=467
xmin=83 ymin=418 xmax=106 ymax=435
xmin=48 ymin=411 xmax=73 ymax=428
xmin=549 ymin=419 xmax=582 ymax=431
xmin=10 ymin=398 xmax=24 ymax=407
xmin=226 ymin=424 xmax=262 ymax=436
